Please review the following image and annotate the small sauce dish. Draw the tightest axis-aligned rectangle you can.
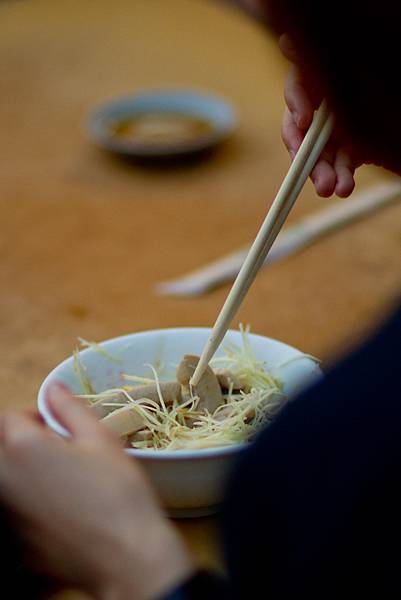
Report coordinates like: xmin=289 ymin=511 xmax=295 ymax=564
xmin=87 ymin=89 xmax=237 ymax=159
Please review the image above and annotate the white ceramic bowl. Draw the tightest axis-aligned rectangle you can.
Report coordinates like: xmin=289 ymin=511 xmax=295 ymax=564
xmin=38 ymin=328 xmax=322 ymax=518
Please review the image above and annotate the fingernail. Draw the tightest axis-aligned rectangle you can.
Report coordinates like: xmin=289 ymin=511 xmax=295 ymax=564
xmin=46 ymin=380 xmax=66 ymax=395
xmin=289 ymin=149 xmax=295 ymax=160
xmin=45 ymin=381 xmax=71 ymax=405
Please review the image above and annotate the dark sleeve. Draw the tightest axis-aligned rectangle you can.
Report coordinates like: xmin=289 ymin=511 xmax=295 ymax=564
xmin=222 ymin=301 xmax=401 ymax=599
xmin=159 ymin=570 xmax=230 ymax=600
xmin=0 ymin=505 xmax=58 ymax=599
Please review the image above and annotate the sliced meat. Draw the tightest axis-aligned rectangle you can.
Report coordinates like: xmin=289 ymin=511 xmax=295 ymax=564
xmin=90 ymin=394 xmax=128 ymax=419
xmin=90 ymin=381 xmax=181 ymax=418
xmin=129 ymin=381 xmax=181 ymax=405
xmin=101 ymin=404 xmax=145 ymax=437
xmin=130 ymin=429 xmax=153 ymax=444
xmin=214 ymin=368 xmax=243 ymax=391
xmin=176 ymin=354 xmax=223 ymax=413
xmin=213 ymin=405 xmax=235 ymax=421
xmin=214 ymin=404 xmax=255 ymax=423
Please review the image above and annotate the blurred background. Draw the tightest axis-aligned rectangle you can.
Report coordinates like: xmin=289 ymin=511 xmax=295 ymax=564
xmin=1 ymin=0 xmax=400 ymax=410
xmin=1 ymin=2 xmax=401 ymax=596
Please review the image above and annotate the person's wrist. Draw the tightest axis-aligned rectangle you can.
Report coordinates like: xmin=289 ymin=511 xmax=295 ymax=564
xmin=94 ymin=519 xmax=194 ymax=600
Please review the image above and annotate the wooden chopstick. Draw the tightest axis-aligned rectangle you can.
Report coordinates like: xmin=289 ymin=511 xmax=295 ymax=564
xmin=190 ymin=103 xmax=334 ymax=386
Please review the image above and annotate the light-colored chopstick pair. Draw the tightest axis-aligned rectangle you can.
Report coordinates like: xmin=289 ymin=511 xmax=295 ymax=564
xmin=190 ymin=102 xmax=334 ymax=386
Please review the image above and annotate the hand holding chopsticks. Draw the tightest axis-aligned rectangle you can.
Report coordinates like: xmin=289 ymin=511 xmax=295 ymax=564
xmin=190 ymin=102 xmax=334 ymax=386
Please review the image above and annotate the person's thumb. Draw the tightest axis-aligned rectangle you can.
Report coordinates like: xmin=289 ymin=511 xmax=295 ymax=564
xmin=45 ymin=381 xmax=117 ymax=446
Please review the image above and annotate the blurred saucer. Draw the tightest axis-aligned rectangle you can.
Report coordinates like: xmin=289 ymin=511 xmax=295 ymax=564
xmin=87 ymin=89 xmax=237 ymax=159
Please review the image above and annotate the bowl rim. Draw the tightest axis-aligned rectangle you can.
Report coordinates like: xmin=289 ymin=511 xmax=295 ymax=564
xmin=38 ymin=327 xmax=321 ymax=461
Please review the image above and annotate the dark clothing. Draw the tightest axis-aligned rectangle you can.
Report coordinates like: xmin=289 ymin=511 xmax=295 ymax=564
xmin=166 ymin=302 xmax=401 ymax=598
xmin=162 ymin=570 xmax=230 ymax=600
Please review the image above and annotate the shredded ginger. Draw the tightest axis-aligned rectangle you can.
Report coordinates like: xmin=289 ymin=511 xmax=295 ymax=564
xmin=74 ymin=326 xmax=289 ymax=451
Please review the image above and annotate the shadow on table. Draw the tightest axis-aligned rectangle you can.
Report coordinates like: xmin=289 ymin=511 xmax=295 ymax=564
xmin=93 ymin=137 xmax=241 ymax=176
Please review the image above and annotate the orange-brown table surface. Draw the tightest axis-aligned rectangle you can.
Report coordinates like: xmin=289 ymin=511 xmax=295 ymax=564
xmin=1 ymin=0 xmax=401 ymax=597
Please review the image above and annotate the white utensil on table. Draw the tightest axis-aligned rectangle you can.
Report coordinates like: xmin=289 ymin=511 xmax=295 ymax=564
xmin=156 ymin=180 xmax=401 ymax=297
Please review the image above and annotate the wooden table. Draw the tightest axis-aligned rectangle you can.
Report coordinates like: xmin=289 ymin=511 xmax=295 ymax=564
xmin=1 ymin=0 xmax=400 ymax=596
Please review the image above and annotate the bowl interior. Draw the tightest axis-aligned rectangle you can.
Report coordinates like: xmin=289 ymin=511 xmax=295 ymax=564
xmin=38 ymin=328 xmax=322 ymax=455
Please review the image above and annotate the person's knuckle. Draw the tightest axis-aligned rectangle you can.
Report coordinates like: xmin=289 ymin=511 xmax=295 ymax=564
xmin=281 ymin=112 xmax=293 ymax=145
xmin=284 ymin=83 xmax=295 ymax=109
xmin=3 ymin=428 xmax=38 ymax=457
xmin=89 ymin=422 xmax=121 ymax=448
xmin=281 ymin=122 xmax=289 ymax=146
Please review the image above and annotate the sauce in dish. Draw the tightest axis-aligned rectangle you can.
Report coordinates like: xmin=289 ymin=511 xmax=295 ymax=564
xmin=109 ymin=112 xmax=213 ymax=147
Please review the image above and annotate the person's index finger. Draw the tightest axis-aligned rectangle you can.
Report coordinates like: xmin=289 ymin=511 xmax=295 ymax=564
xmin=45 ymin=381 xmax=117 ymax=446
xmin=0 ymin=411 xmax=44 ymax=450
xmin=284 ymin=65 xmax=314 ymax=130
xmin=282 ymin=107 xmax=304 ymax=156
xmin=279 ymin=33 xmax=298 ymax=62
